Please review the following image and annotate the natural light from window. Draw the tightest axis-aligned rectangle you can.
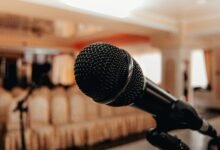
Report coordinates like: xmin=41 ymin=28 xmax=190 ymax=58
xmin=134 ymin=52 xmax=161 ymax=84
xmin=191 ymin=49 xmax=208 ymax=88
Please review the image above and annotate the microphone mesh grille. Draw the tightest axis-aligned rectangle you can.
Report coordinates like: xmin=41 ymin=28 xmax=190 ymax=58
xmin=74 ymin=43 xmax=144 ymax=106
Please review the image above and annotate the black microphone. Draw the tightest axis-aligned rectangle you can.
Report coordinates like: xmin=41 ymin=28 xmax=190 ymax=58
xmin=74 ymin=42 xmax=217 ymax=138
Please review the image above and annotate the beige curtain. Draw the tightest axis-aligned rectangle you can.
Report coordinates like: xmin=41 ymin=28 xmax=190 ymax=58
xmin=204 ymin=49 xmax=213 ymax=89
xmin=52 ymin=55 xmax=75 ymax=85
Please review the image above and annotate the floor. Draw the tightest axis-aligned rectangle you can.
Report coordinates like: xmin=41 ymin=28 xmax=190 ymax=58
xmin=109 ymin=111 xmax=220 ymax=150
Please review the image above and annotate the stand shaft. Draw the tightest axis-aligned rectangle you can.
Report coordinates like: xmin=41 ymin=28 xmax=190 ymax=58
xmin=19 ymin=109 xmax=26 ymax=150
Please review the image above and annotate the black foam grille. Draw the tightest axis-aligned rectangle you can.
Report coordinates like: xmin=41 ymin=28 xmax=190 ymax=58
xmin=74 ymin=43 xmax=144 ymax=106
xmin=109 ymin=58 xmax=144 ymax=106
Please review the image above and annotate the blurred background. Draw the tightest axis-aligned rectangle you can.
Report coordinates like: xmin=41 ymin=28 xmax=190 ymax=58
xmin=0 ymin=0 xmax=220 ymax=149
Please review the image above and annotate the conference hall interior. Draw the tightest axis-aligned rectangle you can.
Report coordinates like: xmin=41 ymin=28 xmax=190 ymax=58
xmin=0 ymin=0 xmax=220 ymax=149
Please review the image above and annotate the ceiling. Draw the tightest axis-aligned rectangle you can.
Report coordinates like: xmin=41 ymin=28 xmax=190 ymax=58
xmin=12 ymin=0 xmax=220 ymax=33
xmin=137 ymin=0 xmax=220 ymax=20
xmin=0 ymin=0 xmax=220 ymax=49
xmin=19 ymin=0 xmax=220 ymax=20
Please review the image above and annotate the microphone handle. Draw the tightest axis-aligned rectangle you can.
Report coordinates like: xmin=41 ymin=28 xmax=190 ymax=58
xmin=170 ymin=100 xmax=217 ymax=138
xmin=132 ymin=78 xmax=217 ymax=138
xmin=133 ymin=77 xmax=176 ymax=116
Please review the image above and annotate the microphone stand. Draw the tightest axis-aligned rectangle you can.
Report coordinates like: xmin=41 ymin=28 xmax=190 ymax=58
xmin=13 ymin=86 xmax=35 ymax=150
xmin=139 ymin=102 xmax=192 ymax=150
xmin=207 ymin=136 xmax=220 ymax=150
xmin=144 ymin=99 xmax=218 ymax=150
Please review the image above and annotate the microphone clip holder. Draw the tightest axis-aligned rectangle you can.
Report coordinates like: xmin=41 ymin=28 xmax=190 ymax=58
xmin=146 ymin=128 xmax=189 ymax=150
xmin=145 ymin=100 xmax=218 ymax=150
xmin=144 ymin=100 xmax=196 ymax=150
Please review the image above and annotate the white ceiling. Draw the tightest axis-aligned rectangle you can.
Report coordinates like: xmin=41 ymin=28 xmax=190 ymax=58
xmin=137 ymin=0 xmax=220 ymax=20
xmin=15 ymin=0 xmax=220 ymax=33
xmin=22 ymin=0 xmax=220 ymax=20
xmin=0 ymin=0 xmax=220 ymax=48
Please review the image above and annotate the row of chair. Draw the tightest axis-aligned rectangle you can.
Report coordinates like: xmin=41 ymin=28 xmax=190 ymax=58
xmin=0 ymin=86 xmax=156 ymax=150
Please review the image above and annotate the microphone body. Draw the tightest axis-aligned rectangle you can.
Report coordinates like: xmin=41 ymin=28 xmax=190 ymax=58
xmin=74 ymin=43 xmax=217 ymax=138
xmin=133 ymin=78 xmax=217 ymax=137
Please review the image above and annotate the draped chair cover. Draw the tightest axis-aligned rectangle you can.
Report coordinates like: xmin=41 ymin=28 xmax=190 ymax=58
xmin=5 ymin=129 xmax=31 ymax=150
xmin=5 ymin=87 xmax=31 ymax=150
xmin=51 ymin=87 xmax=69 ymax=125
xmin=11 ymin=87 xmax=27 ymax=101
xmin=0 ymin=90 xmax=14 ymax=124
xmin=67 ymin=86 xmax=86 ymax=123
xmin=28 ymin=88 xmax=54 ymax=149
xmin=29 ymin=90 xmax=50 ymax=127
xmin=65 ymin=87 xmax=88 ymax=147
xmin=2 ymin=86 xmax=157 ymax=149
xmin=6 ymin=87 xmax=28 ymax=130
xmin=99 ymin=105 xmax=113 ymax=117
xmin=51 ymin=87 xmax=73 ymax=149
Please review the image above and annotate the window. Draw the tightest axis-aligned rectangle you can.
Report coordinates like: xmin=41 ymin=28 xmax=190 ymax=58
xmin=191 ymin=49 xmax=208 ymax=88
xmin=134 ymin=52 xmax=162 ymax=84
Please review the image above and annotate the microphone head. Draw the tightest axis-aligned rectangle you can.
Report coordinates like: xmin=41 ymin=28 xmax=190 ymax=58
xmin=74 ymin=43 xmax=144 ymax=106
